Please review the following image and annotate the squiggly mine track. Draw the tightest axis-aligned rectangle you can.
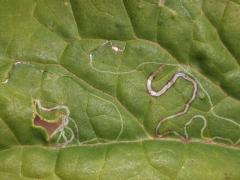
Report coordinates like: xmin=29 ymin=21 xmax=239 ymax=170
xmin=89 ymin=41 xmax=240 ymax=145
xmin=147 ymin=65 xmax=198 ymax=136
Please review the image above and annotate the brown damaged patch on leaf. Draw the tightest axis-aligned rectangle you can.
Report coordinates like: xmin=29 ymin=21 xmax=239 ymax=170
xmin=33 ymin=115 xmax=63 ymax=136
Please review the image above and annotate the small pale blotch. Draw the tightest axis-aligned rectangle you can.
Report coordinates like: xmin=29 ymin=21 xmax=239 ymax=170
xmin=111 ymin=45 xmax=124 ymax=52
xmin=15 ymin=61 xmax=22 ymax=65
xmin=112 ymin=46 xmax=120 ymax=52
xmin=1 ymin=79 xmax=9 ymax=84
xmin=15 ymin=61 xmax=28 ymax=66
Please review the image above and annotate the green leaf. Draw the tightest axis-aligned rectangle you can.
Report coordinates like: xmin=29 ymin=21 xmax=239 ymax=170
xmin=0 ymin=0 xmax=239 ymax=179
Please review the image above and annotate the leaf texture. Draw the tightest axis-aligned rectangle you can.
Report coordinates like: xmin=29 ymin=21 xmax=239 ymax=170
xmin=0 ymin=0 xmax=239 ymax=179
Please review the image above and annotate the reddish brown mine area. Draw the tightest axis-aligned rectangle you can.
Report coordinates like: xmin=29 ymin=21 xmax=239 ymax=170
xmin=33 ymin=115 xmax=63 ymax=136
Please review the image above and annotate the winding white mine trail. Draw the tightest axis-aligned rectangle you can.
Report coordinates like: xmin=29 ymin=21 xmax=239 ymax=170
xmin=87 ymin=41 xmax=240 ymax=144
xmin=146 ymin=65 xmax=198 ymax=136
xmin=1 ymin=41 xmax=238 ymax=146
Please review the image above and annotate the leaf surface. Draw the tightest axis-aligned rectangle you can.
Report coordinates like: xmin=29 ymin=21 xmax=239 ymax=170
xmin=0 ymin=0 xmax=239 ymax=179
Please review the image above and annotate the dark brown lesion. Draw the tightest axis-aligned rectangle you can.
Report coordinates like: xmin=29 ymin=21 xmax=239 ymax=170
xmin=33 ymin=115 xmax=63 ymax=137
